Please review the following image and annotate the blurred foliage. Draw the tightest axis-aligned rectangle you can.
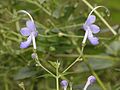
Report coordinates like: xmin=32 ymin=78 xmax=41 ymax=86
xmin=0 ymin=0 xmax=120 ymax=90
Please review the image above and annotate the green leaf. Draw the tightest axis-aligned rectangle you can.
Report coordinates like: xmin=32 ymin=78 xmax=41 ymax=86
xmin=14 ymin=66 xmax=37 ymax=80
xmin=106 ymin=40 xmax=120 ymax=56
xmin=75 ymin=55 xmax=115 ymax=73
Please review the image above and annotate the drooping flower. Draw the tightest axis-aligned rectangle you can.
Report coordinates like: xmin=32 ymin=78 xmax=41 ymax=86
xmin=82 ymin=15 xmax=100 ymax=45
xmin=20 ymin=20 xmax=38 ymax=49
xmin=61 ymin=80 xmax=68 ymax=90
xmin=83 ymin=75 xmax=96 ymax=90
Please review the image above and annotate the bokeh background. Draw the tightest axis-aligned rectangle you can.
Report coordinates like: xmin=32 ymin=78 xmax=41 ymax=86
xmin=0 ymin=0 xmax=120 ymax=90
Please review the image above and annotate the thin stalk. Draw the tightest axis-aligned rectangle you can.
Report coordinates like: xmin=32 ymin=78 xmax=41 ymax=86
xmin=22 ymin=87 xmax=25 ymax=90
xmin=59 ymin=23 xmax=83 ymax=30
xmin=38 ymin=34 xmax=58 ymax=38
xmin=31 ymin=33 xmax=37 ymax=50
xmin=54 ymin=54 xmax=117 ymax=61
xmin=56 ymin=61 xmax=59 ymax=90
xmin=56 ymin=77 xmax=59 ymax=90
xmin=25 ymin=0 xmax=52 ymax=16
xmin=35 ymin=59 xmax=56 ymax=78
xmin=18 ymin=10 xmax=34 ymax=22
xmin=70 ymin=82 xmax=73 ymax=90
xmin=4 ymin=78 xmax=8 ymax=90
xmin=63 ymin=87 xmax=67 ymax=90
xmin=82 ymin=0 xmax=117 ymax=35
xmin=62 ymin=55 xmax=82 ymax=74
xmin=83 ymin=81 xmax=90 ymax=90
xmin=62 ymin=31 xmax=84 ymax=74
xmin=82 ymin=30 xmax=88 ymax=44
xmin=13 ymin=9 xmax=20 ymax=32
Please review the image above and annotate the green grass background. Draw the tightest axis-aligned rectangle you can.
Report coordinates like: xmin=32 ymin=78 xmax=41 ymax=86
xmin=0 ymin=0 xmax=120 ymax=90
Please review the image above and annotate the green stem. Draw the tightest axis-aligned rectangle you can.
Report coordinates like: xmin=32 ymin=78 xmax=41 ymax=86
xmin=4 ymin=77 xmax=8 ymax=90
xmin=56 ymin=61 xmax=59 ymax=90
xmin=22 ymin=87 xmax=25 ymax=90
xmin=61 ymin=33 xmax=110 ymax=40
xmin=35 ymin=59 xmax=56 ymax=78
xmin=25 ymin=0 xmax=52 ymax=16
xmin=59 ymin=23 xmax=83 ymax=30
xmin=13 ymin=9 xmax=20 ymax=32
xmin=56 ymin=77 xmax=59 ymax=90
xmin=61 ymin=32 xmax=85 ymax=74
xmin=55 ymin=54 xmax=118 ymax=61
xmin=70 ymin=82 xmax=73 ymax=90
xmin=62 ymin=55 xmax=82 ymax=74
xmin=82 ymin=0 xmax=117 ymax=35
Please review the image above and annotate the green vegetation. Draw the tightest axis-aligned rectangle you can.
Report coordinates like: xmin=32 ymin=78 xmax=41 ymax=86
xmin=0 ymin=0 xmax=120 ymax=90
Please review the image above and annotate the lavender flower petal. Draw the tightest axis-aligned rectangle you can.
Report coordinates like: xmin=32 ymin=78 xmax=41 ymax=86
xmin=90 ymin=24 xmax=100 ymax=34
xmin=20 ymin=27 xmax=31 ymax=36
xmin=82 ymin=14 xmax=100 ymax=45
xmin=83 ymin=24 xmax=89 ymax=31
xmin=88 ymin=36 xmax=99 ymax=45
xmin=87 ymin=29 xmax=94 ymax=38
xmin=85 ymin=15 xmax=96 ymax=25
xmin=26 ymin=20 xmax=36 ymax=31
xmin=20 ymin=36 xmax=32 ymax=48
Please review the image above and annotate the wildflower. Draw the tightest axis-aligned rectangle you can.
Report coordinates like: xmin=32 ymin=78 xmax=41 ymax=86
xmin=82 ymin=15 xmax=100 ymax=45
xmin=83 ymin=75 xmax=96 ymax=90
xmin=18 ymin=10 xmax=38 ymax=49
xmin=61 ymin=80 xmax=68 ymax=90
xmin=20 ymin=20 xmax=38 ymax=49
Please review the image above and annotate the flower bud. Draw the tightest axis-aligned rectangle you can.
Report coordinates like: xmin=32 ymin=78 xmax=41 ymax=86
xmin=31 ymin=53 xmax=38 ymax=59
xmin=61 ymin=80 xmax=68 ymax=90
xmin=83 ymin=75 xmax=96 ymax=90
xmin=88 ymin=75 xmax=96 ymax=85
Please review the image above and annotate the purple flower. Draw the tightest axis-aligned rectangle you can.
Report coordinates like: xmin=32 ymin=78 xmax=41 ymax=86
xmin=83 ymin=75 xmax=96 ymax=90
xmin=61 ymin=80 xmax=68 ymax=90
xmin=82 ymin=15 xmax=100 ymax=45
xmin=20 ymin=20 xmax=38 ymax=49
